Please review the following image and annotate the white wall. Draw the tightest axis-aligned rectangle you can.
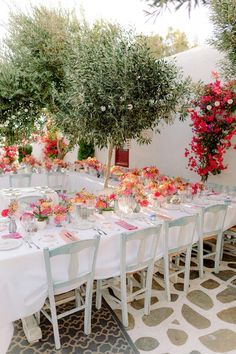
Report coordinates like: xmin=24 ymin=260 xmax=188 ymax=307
xmin=96 ymin=46 xmax=236 ymax=186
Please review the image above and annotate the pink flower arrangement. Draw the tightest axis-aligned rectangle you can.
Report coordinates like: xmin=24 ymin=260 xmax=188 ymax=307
xmin=141 ymin=166 xmax=159 ymax=179
xmin=22 ymin=155 xmax=41 ymax=167
xmin=115 ymin=175 xmax=149 ymax=206
xmin=95 ymin=196 xmax=112 ymax=211
xmin=110 ymin=165 xmax=125 ymax=178
xmin=73 ymin=188 xmax=96 ymax=204
xmin=53 ymin=204 xmax=68 ymax=225
xmin=1 ymin=199 xmax=18 ymax=218
xmin=84 ymin=157 xmax=101 ymax=171
xmin=31 ymin=199 xmax=53 ymax=221
xmin=53 ymin=159 xmax=68 ymax=169
xmin=44 ymin=159 xmax=53 ymax=171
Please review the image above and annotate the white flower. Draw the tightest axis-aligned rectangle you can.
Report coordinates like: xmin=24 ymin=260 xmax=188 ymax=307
xmin=17 ymin=111 xmax=21 ymax=115
xmin=4 ymin=120 xmax=9 ymax=126
xmin=100 ymin=106 xmax=106 ymax=112
xmin=127 ymin=104 xmax=133 ymax=110
xmin=214 ymin=101 xmax=220 ymax=107
xmin=11 ymin=115 xmax=16 ymax=119
xmin=227 ymin=99 xmax=233 ymax=104
xmin=206 ymin=105 xmax=212 ymax=111
xmin=120 ymin=96 xmax=125 ymax=102
xmin=24 ymin=108 xmax=28 ymax=113
xmin=149 ymin=99 xmax=155 ymax=105
xmin=195 ymin=106 xmax=201 ymax=112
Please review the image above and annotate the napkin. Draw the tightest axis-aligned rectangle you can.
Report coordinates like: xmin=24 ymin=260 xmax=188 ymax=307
xmin=60 ymin=229 xmax=79 ymax=243
xmin=156 ymin=213 xmax=172 ymax=221
xmin=115 ymin=220 xmax=138 ymax=230
xmin=1 ymin=232 xmax=22 ymax=239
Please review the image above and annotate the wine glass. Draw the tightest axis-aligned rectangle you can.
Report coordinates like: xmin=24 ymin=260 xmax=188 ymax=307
xmin=21 ymin=214 xmax=37 ymax=243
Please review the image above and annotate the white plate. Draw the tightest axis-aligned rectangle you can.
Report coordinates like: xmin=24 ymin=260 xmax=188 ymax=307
xmin=23 ymin=188 xmax=36 ymax=193
xmin=162 ymin=203 xmax=180 ymax=210
xmin=0 ymin=239 xmax=22 ymax=251
xmin=76 ymin=221 xmax=94 ymax=230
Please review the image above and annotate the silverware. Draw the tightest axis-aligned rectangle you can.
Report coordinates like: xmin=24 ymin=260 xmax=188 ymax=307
xmin=98 ymin=228 xmax=107 ymax=235
xmin=31 ymin=241 xmax=40 ymax=249
xmin=93 ymin=227 xmax=107 ymax=236
xmin=24 ymin=239 xmax=32 ymax=248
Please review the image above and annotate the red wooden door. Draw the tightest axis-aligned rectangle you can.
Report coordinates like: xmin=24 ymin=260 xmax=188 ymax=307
xmin=115 ymin=147 xmax=129 ymax=167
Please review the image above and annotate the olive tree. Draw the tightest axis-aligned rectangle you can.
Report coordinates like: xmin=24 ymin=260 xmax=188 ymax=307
xmin=56 ymin=21 xmax=191 ymax=188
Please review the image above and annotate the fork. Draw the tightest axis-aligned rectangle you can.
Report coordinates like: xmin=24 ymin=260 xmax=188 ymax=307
xmin=93 ymin=227 xmax=107 ymax=236
xmin=24 ymin=239 xmax=32 ymax=248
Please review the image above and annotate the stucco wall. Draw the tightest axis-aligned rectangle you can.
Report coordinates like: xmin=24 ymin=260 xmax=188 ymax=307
xmin=95 ymin=46 xmax=236 ymax=186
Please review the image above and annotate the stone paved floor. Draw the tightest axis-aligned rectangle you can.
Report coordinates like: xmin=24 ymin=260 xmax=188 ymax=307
xmin=105 ymin=244 xmax=236 ymax=354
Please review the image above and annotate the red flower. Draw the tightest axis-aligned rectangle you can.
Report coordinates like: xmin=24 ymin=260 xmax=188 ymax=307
xmin=1 ymin=209 xmax=9 ymax=217
xmin=185 ymin=77 xmax=236 ymax=179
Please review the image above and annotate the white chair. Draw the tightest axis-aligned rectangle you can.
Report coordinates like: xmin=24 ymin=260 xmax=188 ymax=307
xmin=46 ymin=171 xmax=68 ymax=192
xmin=96 ymin=225 xmax=162 ymax=327
xmin=9 ymin=173 xmax=32 ymax=188
xmin=198 ymin=204 xmax=227 ymax=278
xmin=40 ymin=236 xmax=100 ymax=349
xmin=160 ymin=214 xmax=198 ymax=302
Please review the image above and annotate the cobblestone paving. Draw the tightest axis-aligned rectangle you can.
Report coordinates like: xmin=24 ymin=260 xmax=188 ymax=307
xmin=107 ymin=244 xmax=236 ymax=354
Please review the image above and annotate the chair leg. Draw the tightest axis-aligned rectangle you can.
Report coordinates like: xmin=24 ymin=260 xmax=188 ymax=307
xmin=96 ymin=280 xmax=102 ymax=310
xmin=184 ymin=246 xmax=192 ymax=293
xmin=144 ymin=266 xmax=153 ymax=315
xmin=120 ymin=274 xmax=129 ymax=327
xmin=198 ymin=238 xmax=204 ymax=278
xmin=50 ymin=301 xmax=60 ymax=350
xmin=35 ymin=311 xmax=40 ymax=325
xmin=84 ymin=283 xmax=92 ymax=335
xmin=215 ymin=232 xmax=223 ymax=274
xmin=164 ymin=255 xmax=171 ymax=302
xmin=220 ymin=234 xmax=225 ymax=261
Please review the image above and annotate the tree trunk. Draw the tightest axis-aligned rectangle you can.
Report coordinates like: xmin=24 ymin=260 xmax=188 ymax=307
xmin=57 ymin=139 xmax=67 ymax=160
xmin=104 ymin=142 xmax=114 ymax=189
xmin=201 ymin=174 xmax=208 ymax=183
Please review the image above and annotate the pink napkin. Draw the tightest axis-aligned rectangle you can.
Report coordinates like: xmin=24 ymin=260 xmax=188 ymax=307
xmin=115 ymin=220 xmax=138 ymax=230
xmin=60 ymin=229 xmax=79 ymax=243
xmin=1 ymin=232 xmax=22 ymax=239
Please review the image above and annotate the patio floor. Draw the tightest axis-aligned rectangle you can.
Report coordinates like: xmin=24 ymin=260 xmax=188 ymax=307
xmin=107 ymin=243 xmax=236 ymax=354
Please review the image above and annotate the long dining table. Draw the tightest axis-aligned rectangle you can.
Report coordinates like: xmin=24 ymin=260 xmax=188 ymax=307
xmin=0 ymin=171 xmax=117 ymax=194
xmin=1 ymin=192 xmax=236 ymax=354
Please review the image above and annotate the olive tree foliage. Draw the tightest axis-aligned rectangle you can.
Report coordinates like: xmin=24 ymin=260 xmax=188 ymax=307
xmin=144 ymin=0 xmax=209 ymax=18
xmin=210 ymin=0 xmax=236 ymax=79
xmin=0 ymin=6 xmax=80 ymax=145
xmin=56 ymin=21 xmax=191 ymax=187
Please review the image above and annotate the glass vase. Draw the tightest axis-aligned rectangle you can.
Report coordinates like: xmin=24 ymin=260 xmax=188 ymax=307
xmin=8 ymin=217 xmax=17 ymax=233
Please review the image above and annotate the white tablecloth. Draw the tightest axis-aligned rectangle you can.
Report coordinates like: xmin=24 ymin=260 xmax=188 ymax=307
xmin=1 ymin=195 xmax=236 ymax=353
xmin=0 ymin=172 xmax=117 ymax=194
xmin=0 ymin=187 xmax=58 ymax=210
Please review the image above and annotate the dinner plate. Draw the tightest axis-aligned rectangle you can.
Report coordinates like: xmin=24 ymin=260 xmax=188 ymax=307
xmin=162 ymin=203 xmax=180 ymax=210
xmin=76 ymin=221 xmax=94 ymax=230
xmin=38 ymin=235 xmax=60 ymax=247
xmin=0 ymin=239 xmax=22 ymax=251
xmin=23 ymin=188 xmax=37 ymax=193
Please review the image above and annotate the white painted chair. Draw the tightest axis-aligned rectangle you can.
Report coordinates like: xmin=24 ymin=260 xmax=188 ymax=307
xmin=40 ymin=236 xmax=100 ymax=349
xmin=161 ymin=214 xmax=198 ymax=302
xmin=9 ymin=173 xmax=32 ymax=188
xmin=46 ymin=171 xmax=68 ymax=192
xmin=198 ymin=204 xmax=227 ymax=278
xmin=96 ymin=225 xmax=162 ymax=327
